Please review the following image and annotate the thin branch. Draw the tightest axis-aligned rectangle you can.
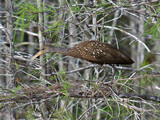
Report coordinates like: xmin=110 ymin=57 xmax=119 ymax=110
xmin=1 ymin=84 xmax=160 ymax=103
xmin=101 ymin=25 xmax=151 ymax=52
xmin=106 ymin=74 xmax=160 ymax=84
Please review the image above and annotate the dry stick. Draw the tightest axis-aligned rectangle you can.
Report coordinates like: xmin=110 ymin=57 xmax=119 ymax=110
xmin=51 ymin=64 xmax=98 ymax=75
xmin=67 ymin=89 xmax=160 ymax=102
xmin=103 ymin=26 xmax=151 ymax=52
xmin=117 ymin=93 xmax=160 ymax=102
xmin=1 ymin=82 xmax=160 ymax=104
xmin=1 ymin=89 xmax=160 ymax=102
xmin=67 ymin=2 xmax=92 ymax=39
xmin=77 ymin=101 xmax=103 ymax=120
xmin=108 ymin=74 xmax=160 ymax=84
xmin=51 ymin=64 xmax=134 ymax=75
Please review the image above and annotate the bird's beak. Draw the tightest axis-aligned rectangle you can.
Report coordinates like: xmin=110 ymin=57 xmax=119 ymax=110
xmin=31 ymin=50 xmax=45 ymax=61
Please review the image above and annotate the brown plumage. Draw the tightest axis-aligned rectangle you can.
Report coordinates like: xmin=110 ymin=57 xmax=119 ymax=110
xmin=31 ymin=41 xmax=134 ymax=65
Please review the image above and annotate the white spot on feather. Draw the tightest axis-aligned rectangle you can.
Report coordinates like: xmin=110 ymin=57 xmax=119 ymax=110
xmin=84 ymin=47 xmax=88 ymax=51
xmin=99 ymin=49 xmax=103 ymax=52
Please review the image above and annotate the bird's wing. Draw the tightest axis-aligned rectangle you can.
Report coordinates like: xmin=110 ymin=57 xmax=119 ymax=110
xmin=76 ymin=42 xmax=100 ymax=63
xmin=96 ymin=46 xmax=131 ymax=64
xmin=79 ymin=42 xmax=106 ymax=63
xmin=90 ymin=43 xmax=114 ymax=59
xmin=74 ymin=41 xmax=133 ymax=64
xmin=86 ymin=43 xmax=123 ymax=64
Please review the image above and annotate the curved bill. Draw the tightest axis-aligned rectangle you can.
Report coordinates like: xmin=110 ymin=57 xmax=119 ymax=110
xmin=30 ymin=50 xmax=45 ymax=61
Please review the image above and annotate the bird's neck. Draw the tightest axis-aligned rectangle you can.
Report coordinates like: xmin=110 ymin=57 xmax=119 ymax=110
xmin=53 ymin=47 xmax=80 ymax=58
xmin=52 ymin=47 xmax=71 ymax=55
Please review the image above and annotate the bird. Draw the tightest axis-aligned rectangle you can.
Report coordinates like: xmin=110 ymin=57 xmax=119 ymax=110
xmin=31 ymin=40 xmax=134 ymax=65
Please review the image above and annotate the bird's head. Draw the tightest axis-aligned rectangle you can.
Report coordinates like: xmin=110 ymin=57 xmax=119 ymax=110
xmin=30 ymin=44 xmax=67 ymax=61
xmin=30 ymin=45 xmax=54 ymax=61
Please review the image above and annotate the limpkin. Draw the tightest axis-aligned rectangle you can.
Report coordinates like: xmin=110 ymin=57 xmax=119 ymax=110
xmin=31 ymin=40 xmax=134 ymax=65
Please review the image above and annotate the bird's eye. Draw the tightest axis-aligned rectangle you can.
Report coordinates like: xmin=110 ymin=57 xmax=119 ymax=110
xmin=41 ymin=47 xmax=45 ymax=50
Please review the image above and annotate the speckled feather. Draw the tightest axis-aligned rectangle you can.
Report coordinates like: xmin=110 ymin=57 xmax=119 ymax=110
xmin=56 ymin=41 xmax=134 ymax=65
xmin=33 ymin=41 xmax=134 ymax=65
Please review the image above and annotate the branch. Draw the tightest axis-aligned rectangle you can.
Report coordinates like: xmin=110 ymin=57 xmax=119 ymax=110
xmin=102 ymin=25 xmax=151 ymax=52
xmin=109 ymin=74 xmax=160 ymax=83
xmin=117 ymin=93 xmax=160 ymax=102
xmin=0 ymin=83 xmax=160 ymax=103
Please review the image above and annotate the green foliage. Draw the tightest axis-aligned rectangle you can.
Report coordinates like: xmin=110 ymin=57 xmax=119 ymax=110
xmin=26 ymin=108 xmax=36 ymax=120
xmin=13 ymin=1 xmax=39 ymax=43
xmin=57 ymin=67 xmax=72 ymax=97
xmin=12 ymin=0 xmax=57 ymax=43
xmin=144 ymin=18 xmax=160 ymax=42
xmin=14 ymin=61 xmax=19 ymax=69
xmin=144 ymin=2 xmax=160 ymax=42
xmin=51 ymin=105 xmax=73 ymax=119
xmin=11 ymin=85 xmax=22 ymax=92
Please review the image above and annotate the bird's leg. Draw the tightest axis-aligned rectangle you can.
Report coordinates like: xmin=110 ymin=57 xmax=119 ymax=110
xmin=109 ymin=64 xmax=120 ymax=93
xmin=100 ymin=65 xmax=109 ymax=81
xmin=109 ymin=64 xmax=119 ymax=82
xmin=100 ymin=64 xmax=118 ymax=82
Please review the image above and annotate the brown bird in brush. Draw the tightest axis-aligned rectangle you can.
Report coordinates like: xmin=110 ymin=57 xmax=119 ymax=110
xmin=31 ymin=40 xmax=134 ymax=65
